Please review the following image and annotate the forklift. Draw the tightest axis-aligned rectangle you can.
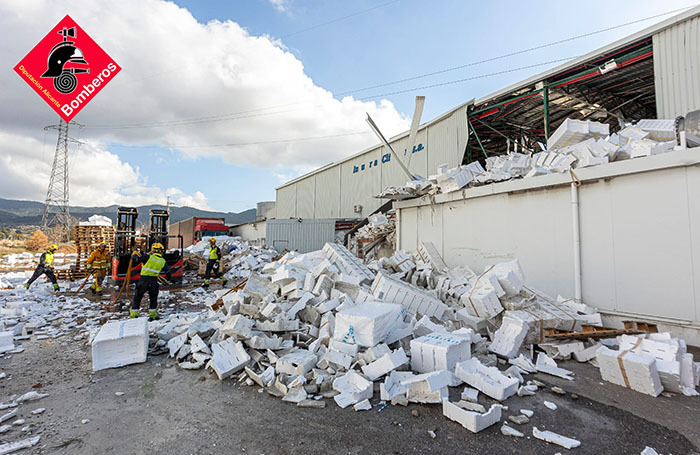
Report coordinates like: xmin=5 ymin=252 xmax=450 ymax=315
xmin=111 ymin=207 xmax=184 ymax=286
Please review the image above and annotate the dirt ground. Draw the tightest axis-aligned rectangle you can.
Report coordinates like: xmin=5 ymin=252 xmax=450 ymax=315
xmin=0 ymin=336 xmax=698 ymax=455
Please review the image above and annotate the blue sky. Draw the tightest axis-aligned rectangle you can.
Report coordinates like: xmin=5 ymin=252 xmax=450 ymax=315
xmin=2 ymin=0 xmax=697 ymax=213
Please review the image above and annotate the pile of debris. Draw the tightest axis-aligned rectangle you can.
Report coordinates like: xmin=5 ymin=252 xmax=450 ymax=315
xmin=0 ymin=253 xmax=77 ymax=274
xmin=88 ymin=240 xmax=698 ymax=450
xmin=350 ymin=213 xmax=396 ymax=260
xmin=183 ymin=236 xmax=278 ymax=281
xmin=380 ymin=117 xmax=680 ymax=199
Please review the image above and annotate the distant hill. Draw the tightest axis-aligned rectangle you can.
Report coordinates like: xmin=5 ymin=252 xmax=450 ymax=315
xmin=0 ymin=198 xmax=256 ymax=227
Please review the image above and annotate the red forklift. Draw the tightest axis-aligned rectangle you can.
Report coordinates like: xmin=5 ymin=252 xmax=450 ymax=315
xmin=111 ymin=207 xmax=184 ymax=285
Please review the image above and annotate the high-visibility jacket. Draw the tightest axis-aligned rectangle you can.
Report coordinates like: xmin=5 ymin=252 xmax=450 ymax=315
xmin=209 ymin=246 xmax=221 ymax=261
xmin=87 ymin=249 xmax=110 ymax=270
xmin=40 ymin=251 xmax=54 ymax=267
xmin=141 ymin=253 xmax=166 ymax=277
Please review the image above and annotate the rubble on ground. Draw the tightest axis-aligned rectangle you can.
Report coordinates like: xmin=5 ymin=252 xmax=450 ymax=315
xmin=380 ymin=117 xmax=681 ymax=199
xmin=1 ymin=235 xmax=698 ymax=450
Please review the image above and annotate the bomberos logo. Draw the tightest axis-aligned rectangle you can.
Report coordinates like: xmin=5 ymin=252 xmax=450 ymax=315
xmin=13 ymin=15 xmax=120 ymax=122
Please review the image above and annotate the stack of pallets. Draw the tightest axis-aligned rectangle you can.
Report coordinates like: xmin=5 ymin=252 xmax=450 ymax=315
xmin=59 ymin=225 xmax=116 ymax=281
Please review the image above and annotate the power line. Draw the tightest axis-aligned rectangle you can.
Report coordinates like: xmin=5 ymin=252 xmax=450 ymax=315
xmin=85 ymin=6 xmax=690 ymax=131
xmin=334 ymin=5 xmax=692 ymax=96
xmin=280 ymin=0 xmax=402 ymax=38
xmin=86 ymin=56 xmax=575 ymax=131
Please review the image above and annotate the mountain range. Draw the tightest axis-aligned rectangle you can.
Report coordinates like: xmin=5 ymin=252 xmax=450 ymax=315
xmin=0 ymin=198 xmax=256 ymax=227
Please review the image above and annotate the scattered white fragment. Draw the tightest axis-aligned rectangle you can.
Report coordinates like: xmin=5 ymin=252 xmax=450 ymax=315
xmin=30 ymin=408 xmax=45 ymax=415
xmin=0 ymin=435 xmax=41 ymax=454
xmin=115 ymin=392 xmax=125 ymax=397
xmin=0 ymin=410 xmax=17 ymax=424
xmin=0 ymin=425 xmax=10 ymax=434
xmin=532 ymin=426 xmax=581 ymax=449
xmin=520 ymin=409 xmax=534 ymax=418
xmin=353 ymin=399 xmax=372 ymax=411
xmin=500 ymin=424 xmax=524 ymax=438
xmin=11 ymin=419 xmax=24 ymax=426
xmin=442 ymin=399 xmax=502 ymax=433
xmin=544 ymin=401 xmax=557 ymax=410
xmin=427 ymin=430 xmax=436 ymax=439
xmin=81 ymin=419 xmax=90 ymax=424
xmin=16 ymin=392 xmax=48 ymax=403
xmin=641 ymin=447 xmax=659 ymax=455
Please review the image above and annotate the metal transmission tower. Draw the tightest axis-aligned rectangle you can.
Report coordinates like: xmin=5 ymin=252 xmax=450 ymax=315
xmin=42 ymin=119 xmax=82 ymax=238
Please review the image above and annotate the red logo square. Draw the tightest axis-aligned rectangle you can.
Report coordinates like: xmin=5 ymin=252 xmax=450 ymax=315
xmin=13 ymin=15 xmax=121 ymax=122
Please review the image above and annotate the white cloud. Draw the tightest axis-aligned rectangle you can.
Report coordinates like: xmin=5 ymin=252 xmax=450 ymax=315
xmin=0 ymin=130 xmax=212 ymax=210
xmin=268 ymin=0 xmax=288 ymax=13
xmin=0 ymin=0 xmax=409 ymax=208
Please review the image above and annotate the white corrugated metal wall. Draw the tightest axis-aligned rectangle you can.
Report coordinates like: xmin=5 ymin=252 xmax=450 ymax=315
xmin=653 ymin=15 xmax=700 ymax=118
xmin=266 ymin=219 xmax=336 ymax=253
xmin=275 ymin=106 xmax=468 ymax=220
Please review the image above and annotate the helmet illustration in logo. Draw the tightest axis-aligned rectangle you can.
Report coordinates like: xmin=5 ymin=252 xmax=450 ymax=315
xmin=41 ymin=27 xmax=90 ymax=94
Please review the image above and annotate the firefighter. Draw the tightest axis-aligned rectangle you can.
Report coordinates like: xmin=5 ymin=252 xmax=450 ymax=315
xmin=203 ymin=237 xmax=227 ymax=288
xmin=87 ymin=241 xmax=109 ymax=294
xmin=129 ymin=243 xmax=171 ymax=321
xmin=24 ymin=244 xmax=60 ymax=291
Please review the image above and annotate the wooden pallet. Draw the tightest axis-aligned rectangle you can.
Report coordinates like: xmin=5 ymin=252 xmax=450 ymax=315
xmin=544 ymin=322 xmax=658 ymax=341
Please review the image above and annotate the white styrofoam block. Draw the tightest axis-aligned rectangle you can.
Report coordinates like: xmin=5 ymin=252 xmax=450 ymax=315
xmin=380 ymin=370 xmax=414 ymax=401
xmin=0 ymin=332 xmax=15 ymax=354
xmin=91 ymin=318 xmax=149 ymax=372
xmin=532 ymin=426 xmax=581 ymax=449
xmin=459 ymin=285 xmax=503 ymax=320
xmin=416 ymin=241 xmax=449 ymax=275
xmin=573 ymin=343 xmax=601 ymax=362
xmin=372 ymin=272 xmax=449 ymax=319
xmin=167 ymin=332 xmax=188 ymax=358
xmin=488 ymin=316 xmax=527 ymax=359
xmin=321 ymin=349 xmax=353 ymax=370
xmin=210 ymin=338 xmax=250 ymax=380
xmin=442 ymin=400 xmax=502 ymax=433
xmin=329 ymin=339 xmax=359 ymax=357
xmin=322 ymin=243 xmax=375 ymax=284
xmin=410 ymin=332 xmax=471 ymax=373
xmin=361 ymin=348 xmax=408 ymax=381
xmin=455 ymin=358 xmax=518 ymax=401
xmin=403 ymin=370 xmax=450 ymax=403
xmin=221 ymin=314 xmax=254 ymax=339
xmin=332 ymin=370 xmax=373 ymax=408
xmin=276 ymin=350 xmax=317 ymax=376
xmin=547 ymin=118 xmax=609 ymax=150
xmin=596 ymin=346 xmax=663 ymax=397
xmin=333 ymin=302 xmax=404 ymax=347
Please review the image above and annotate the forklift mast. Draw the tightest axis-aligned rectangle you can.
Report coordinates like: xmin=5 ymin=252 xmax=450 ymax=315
xmin=148 ymin=209 xmax=169 ymax=250
xmin=115 ymin=207 xmax=138 ymax=256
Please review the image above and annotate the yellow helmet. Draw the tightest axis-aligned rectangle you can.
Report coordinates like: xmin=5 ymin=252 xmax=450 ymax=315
xmin=152 ymin=243 xmax=164 ymax=254
xmin=48 ymin=244 xmax=58 ymax=252
xmin=98 ymin=241 xmax=106 ymax=249
xmin=209 ymin=238 xmax=216 ymax=245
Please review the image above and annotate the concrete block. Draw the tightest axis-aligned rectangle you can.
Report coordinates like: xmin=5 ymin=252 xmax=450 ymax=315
xmin=333 ymin=302 xmax=404 ymax=347
xmin=92 ymin=318 xmax=149 ymax=372
xmin=277 ymin=350 xmax=317 ymax=376
xmin=332 ymin=370 xmax=373 ymax=408
xmin=371 ymin=272 xmax=448 ymax=319
xmin=532 ymin=426 xmax=581 ymax=449
xmin=442 ymin=400 xmax=502 ymax=433
xmin=455 ymin=358 xmax=518 ymax=401
xmin=210 ymin=338 xmax=250 ymax=380
xmin=221 ymin=314 xmax=254 ymax=339
xmin=596 ymin=346 xmax=663 ymax=396
xmin=411 ymin=332 xmax=471 ymax=373
xmin=488 ymin=316 xmax=527 ymax=359
xmin=361 ymin=348 xmax=408 ymax=380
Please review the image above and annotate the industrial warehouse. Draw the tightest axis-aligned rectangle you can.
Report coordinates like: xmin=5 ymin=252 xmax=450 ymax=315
xmin=3 ymin=3 xmax=700 ymax=455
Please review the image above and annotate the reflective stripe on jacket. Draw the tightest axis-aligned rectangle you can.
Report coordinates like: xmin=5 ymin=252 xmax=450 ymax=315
xmin=141 ymin=253 xmax=166 ymax=277
xmin=209 ymin=246 xmax=221 ymax=261
xmin=88 ymin=249 xmax=110 ymax=269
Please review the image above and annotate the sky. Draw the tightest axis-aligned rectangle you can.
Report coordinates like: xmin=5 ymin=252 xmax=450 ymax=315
xmin=1 ymin=0 xmax=698 ymax=213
